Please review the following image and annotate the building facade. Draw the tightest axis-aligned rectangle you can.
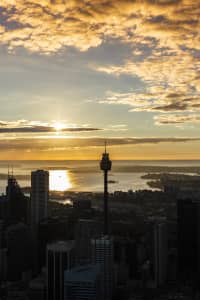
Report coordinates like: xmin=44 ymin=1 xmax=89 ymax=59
xmin=91 ymin=236 xmax=113 ymax=300
xmin=31 ymin=170 xmax=49 ymax=227
xmin=46 ymin=241 xmax=75 ymax=300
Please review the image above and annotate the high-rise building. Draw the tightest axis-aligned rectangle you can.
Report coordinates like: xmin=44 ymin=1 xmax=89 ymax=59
xmin=46 ymin=241 xmax=75 ymax=300
xmin=91 ymin=236 xmax=113 ymax=300
xmin=6 ymin=175 xmax=27 ymax=223
xmin=38 ymin=217 xmax=69 ymax=269
xmin=114 ymin=237 xmax=137 ymax=284
xmin=75 ymin=219 xmax=102 ymax=265
xmin=64 ymin=264 xmax=102 ymax=300
xmin=146 ymin=219 xmax=168 ymax=287
xmin=152 ymin=221 xmax=168 ymax=287
xmin=177 ymin=198 xmax=200 ymax=282
xmin=5 ymin=223 xmax=33 ymax=281
xmin=28 ymin=270 xmax=46 ymax=300
xmin=31 ymin=170 xmax=49 ymax=227
xmin=0 ymin=248 xmax=7 ymax=281
xmin=100 ymin=143 xmax=112 ymax=235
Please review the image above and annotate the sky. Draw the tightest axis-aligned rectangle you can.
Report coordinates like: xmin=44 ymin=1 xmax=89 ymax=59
xmin=0 ymin=0 xmax=200 ymax=160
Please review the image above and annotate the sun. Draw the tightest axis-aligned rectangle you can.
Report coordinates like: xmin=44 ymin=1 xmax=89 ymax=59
xmin=53 ymin=122 xmax=66 ymax=131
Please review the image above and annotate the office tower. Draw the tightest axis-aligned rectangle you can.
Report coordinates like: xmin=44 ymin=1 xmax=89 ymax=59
xmin=91 ymin=236 xmax=113 ymax=300
xmin=0 ymin=195 xmax=8 ymax=221
xmin=46 ymin=241 xmax=75 ymax=300
xmin=75 ymin=219 xmax=103 ymax=265
xmin=38 ymin=217 xmax=69 ymax=269
xmin=100 ymin=143 xmax=112 ymax=235
xmin=177 ymin=198 xmax=200 ymax=281
xmin=153 ymin=222 xmax=168 ymax=287
xmin=6 ymin=174 xmax=27 ymax=223
xmin=5 ymin=223 xmax=33 ymax=281
xmin=114 ymin=237 xmax=137 ymax=283
xmin=0 ymin=248 xmax=7 ymax=281
xmin=28 ymin=271 xmax=46 ymax=300
xmin=31 ymin=170 xmax=49 ymax=227
xmin=6 ymin=282 xmax=27 ymax=300
xmin=0 ymin=221 xmax=7 ymax=281
xmin=64 ymin=264 xmax=102 ymax=300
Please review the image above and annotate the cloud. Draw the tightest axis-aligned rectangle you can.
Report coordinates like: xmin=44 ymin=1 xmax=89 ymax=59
xmin=0 ymin=120 xmax=101 ymax=133
xmin=0 ymin=0 xmax=199 ymax=54
xmin=0 ymin=136 xmax=199 ymax=159
xmin=0 ymin=136 xmax=200 ymax=152
xmin=154 ymin=114 xmax=200 ymax=125
xmin=100 ymin=88 xmax=200 ymax=114
xmin=96 ymin=51 xmax=200 ymax=121
xmin=95 ymin=54 xmax=200 ymax=88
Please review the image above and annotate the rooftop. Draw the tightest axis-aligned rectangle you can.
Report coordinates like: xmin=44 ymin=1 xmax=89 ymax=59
xmin=47 ymin=240 xmax=75 ymax=252
xmin=64 ymin=264 xmax=101 ymax=282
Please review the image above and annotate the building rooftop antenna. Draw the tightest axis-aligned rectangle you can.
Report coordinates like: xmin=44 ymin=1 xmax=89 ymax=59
xmin=104 ymin=140 xmax=107 ymax=154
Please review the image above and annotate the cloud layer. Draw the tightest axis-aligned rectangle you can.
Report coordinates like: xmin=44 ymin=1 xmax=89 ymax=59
xmin=96 ymin=51 xmax=200 ymax=124
xmin=0 ymin=0 xmax=200 ymax=53
xmin=0 ymin=120 xmax=101 ymax=133
xmin=154 ymin=114 xmax=200 ymax=125
xmin=0 ymin=1 xmax=200 ymax=128
xmin=1 ymin=136 xmax=199 ymax=151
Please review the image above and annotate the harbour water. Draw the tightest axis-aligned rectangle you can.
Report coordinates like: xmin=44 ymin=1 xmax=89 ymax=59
xmin=0 ymin=160 xmax=200 ymax=194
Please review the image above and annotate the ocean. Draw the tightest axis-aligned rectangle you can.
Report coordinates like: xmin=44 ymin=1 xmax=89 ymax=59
xmin=1 ymin=160 xmax=200 ymax=194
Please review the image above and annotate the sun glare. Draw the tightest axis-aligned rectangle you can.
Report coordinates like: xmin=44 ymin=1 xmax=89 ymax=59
xmin=49 ymin=170 xmax=72 ymax=191
xmin=53 ymin=122 xmax=66 ymax=131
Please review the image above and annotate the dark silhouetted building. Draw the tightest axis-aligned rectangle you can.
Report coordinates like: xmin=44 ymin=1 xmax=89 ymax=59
xmin=38 ymin=217 xmax=69 ymax=269
xmin=6 ymin=175 xmax=27 ymax=223
xmin=0 ymin=196 xmax=8 ymax=222
xmin=152 ymin=221 xmax=168 ymax=287
xmin=5 ymin=223 xmax=33 ymax=281
xmin=75 ymin=219 xmax=102 ymax=265
xmin=91 ymin=236 xmax=113 ymax=300
xmin=28 ymin=271 xmax=46 ymax=300
xmin=47 ymin=241 xmax=75 ymax=300
xmin=31 ymin=170 xmax=49 ymax=227
xmin=177 ymin=198 xmax=200 ymax=283
xmin=73 ymin=199 xmax=91 ymax=210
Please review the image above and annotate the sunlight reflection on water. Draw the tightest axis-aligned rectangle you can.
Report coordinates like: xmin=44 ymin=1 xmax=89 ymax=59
xmin=49 ymin=170 xmax=72 ymax=191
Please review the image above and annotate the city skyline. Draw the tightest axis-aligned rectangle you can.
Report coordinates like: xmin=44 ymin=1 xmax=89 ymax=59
xmin=0 ymin=1 xmax=200 ymax=159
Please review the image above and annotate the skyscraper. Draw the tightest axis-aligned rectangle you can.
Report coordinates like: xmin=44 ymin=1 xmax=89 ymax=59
xmin=91 ymin=236 xmax=113 ymax=300
xmin=6 ymin=174 xmax=27 ymax=222
xmin=152 ymin=221 xmax=168 ymax=287
xmin=100 ymin=143 xmax=112 ymax=235
xmin=47 ymin=241 xmax=75 ymax=300
xmin=177 ymin=198 xmax=200 ymax=282
xmin=75 ymin=219 xmax=102 ymax=265
xmin=6 ymin=223 xmax=33 ymax=281
xmin=31 ymin=170 xmax=49 ymax=227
